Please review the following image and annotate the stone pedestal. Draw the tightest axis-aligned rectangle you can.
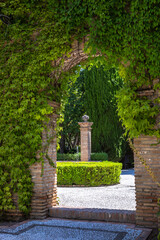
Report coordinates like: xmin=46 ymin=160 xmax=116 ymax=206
xmin=78 ymin=122 xmax=93 ymax=161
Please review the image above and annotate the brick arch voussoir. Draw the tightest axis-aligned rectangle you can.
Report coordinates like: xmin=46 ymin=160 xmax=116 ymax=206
xmin=51 ymin=36 xmax=100 ymax=79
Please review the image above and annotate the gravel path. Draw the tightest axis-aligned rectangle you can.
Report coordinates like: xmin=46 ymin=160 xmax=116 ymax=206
xmin=57 ymin=169 xmax=136 ymax=210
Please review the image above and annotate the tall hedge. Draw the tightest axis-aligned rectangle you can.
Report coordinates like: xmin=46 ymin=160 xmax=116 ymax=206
xmin=84 ymin=66 xmax=128 ymax=160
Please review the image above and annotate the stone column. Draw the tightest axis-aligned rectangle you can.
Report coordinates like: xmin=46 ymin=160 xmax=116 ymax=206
xmin=78 ymin=115 xmax=93 ymax=161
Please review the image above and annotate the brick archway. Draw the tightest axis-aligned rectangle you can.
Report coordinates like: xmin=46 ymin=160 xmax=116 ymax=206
xmin=50 ymin=41 xmax=160 ymax=228
xmin=50 ymin=45 xmax=160 ymax=228
xmin=52 ymin=37 xmax=90 ymax=73
xmin=5 ymin=39 xmax=160 ymax=229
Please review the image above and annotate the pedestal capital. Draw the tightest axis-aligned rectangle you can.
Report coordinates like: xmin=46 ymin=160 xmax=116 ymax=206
xmin=78 ymin=122 xmax=93 ymax=129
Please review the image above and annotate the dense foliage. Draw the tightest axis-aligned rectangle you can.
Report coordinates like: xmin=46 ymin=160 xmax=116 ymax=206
xmin=60 ymin=71 xmax=85 ymax=153
xmin=90 ymin=152 xmax=108 ymax=161
xmin=57 ymin=153 xmax=81 ymax=161
xmin=57 ymin=152 xmax=108 ymax=161
xmin=84 ymin=66 xmax=128 ymax=160
xmin=61 ymin=66 xmax=128 ymax=160
xmin=0 ymin=0 xmax=160 ymax=213
xmin=57 ymin=161 xmax=122 ymax=186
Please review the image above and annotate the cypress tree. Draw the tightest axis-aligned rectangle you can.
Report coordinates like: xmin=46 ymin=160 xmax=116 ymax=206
xmin=84 ymin=66 xmax=127 ymax=160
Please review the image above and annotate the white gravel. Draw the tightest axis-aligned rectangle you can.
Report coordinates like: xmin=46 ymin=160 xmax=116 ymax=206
xmin=57 ymin=169 xmax=136 ymax=210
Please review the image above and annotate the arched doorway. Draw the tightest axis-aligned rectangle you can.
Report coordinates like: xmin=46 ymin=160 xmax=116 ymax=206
xmin=30 ymin=40 xmax=160 ymax=229
xmin=1 ymin=1 xmax=159 ymax=229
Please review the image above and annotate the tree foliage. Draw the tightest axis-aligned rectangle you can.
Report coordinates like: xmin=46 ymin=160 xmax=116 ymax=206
xmin=84 ymin=66 xmax=127 ymax=160
xmin=0 ymin=0 xmax=160 ymax=213
xmin=61 ymin=71 xmax=85 ymax=152
xmin=62 ymin=66 xmax=130 ymax=161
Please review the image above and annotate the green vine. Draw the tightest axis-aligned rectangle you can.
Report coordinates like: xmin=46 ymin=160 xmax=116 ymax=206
xmin=0 ymin=0 xmax=160 ymax=214
xmin=129 ymin=138 xmax=160 ymax=187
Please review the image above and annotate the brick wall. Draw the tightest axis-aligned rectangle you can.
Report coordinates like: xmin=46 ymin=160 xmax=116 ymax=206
xmin=29 ymin=102 xmax=59 ymax=219
xmin=134 ymin=136 xmax=160 ymax=228
xmin=49 ymin=207 xmax=136 ymax=224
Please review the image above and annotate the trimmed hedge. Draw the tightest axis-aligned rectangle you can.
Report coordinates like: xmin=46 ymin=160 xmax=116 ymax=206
xmin=57 ymin=161 xmax=122 ymax=186
xmin=91 ymin=152 xmax=108 ymax=161
xmin=57 ymin=152 xmax=108 ymax=161
xmin=57 ymin=153 xmax=80 ymax=161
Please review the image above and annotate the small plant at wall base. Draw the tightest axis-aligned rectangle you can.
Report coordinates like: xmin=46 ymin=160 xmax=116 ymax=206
xmin=0 ymin=1 xmax=160 ymax=215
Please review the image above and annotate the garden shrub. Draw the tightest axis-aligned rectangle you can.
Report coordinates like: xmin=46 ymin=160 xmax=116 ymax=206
xmin=91 ymin=152 xmax=108 ymax=161
xmin=57 ymin=161 xmax=122 ymax=186
xmin=57 ymin=153 xmax=80 ymax=161
xmin=57 ymin=152 xmax=108 ymax=161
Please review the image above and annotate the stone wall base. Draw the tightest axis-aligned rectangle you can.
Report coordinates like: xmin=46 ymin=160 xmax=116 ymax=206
xmin=49 ymin=207 xmax=136 ymax=224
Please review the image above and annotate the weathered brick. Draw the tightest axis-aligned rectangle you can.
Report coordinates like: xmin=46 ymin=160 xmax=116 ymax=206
xmin=135 ymin=135 xmax=160 ymax=228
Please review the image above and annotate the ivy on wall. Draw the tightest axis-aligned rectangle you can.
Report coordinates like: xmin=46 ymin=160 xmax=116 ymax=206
xmin=0 ymin=0 xmax=160 ymax=213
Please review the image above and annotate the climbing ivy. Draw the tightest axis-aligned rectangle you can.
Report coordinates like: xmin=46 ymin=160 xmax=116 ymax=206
xmin=0 ymin=0 xmax=160 ymax=214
